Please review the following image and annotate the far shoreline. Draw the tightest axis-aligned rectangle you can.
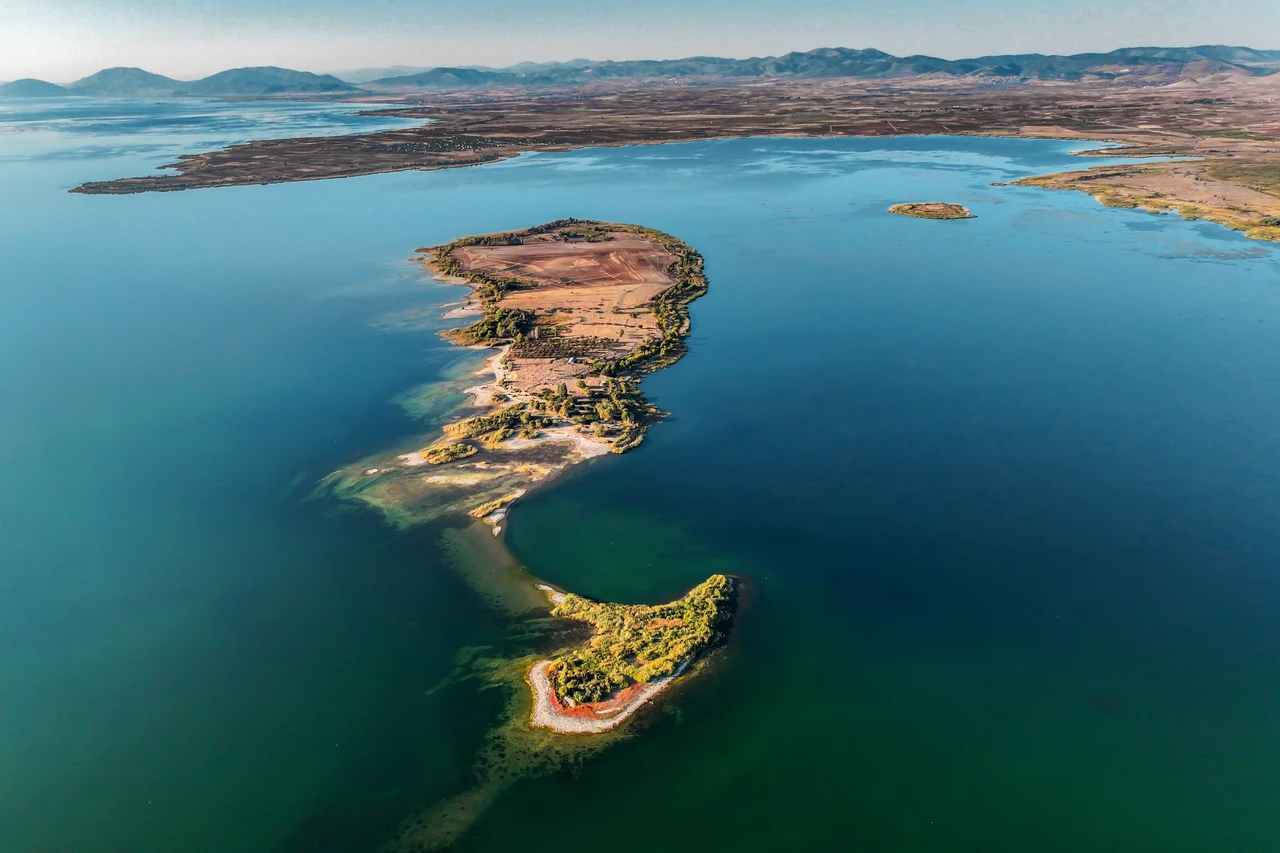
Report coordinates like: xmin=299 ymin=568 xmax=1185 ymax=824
xmin=70 ymin=79 xmax=1280 ymax=247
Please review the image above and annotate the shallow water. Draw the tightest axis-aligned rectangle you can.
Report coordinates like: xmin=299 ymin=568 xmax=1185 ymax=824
xmin=2 ymin=105 xmax=1279 ymax=852
xmin=0 ymin=96 xmax=424 ymax=164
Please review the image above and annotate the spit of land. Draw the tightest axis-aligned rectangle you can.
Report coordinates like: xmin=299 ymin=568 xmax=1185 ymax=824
xmin=320 ymin=219 xmax=731 ymax=734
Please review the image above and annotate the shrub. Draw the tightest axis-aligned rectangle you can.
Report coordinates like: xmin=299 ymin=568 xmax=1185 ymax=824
xmin=421 ymin=443 xmax=477 ymax=465
xmin=547 ymin=575 xmax=735 ymax=704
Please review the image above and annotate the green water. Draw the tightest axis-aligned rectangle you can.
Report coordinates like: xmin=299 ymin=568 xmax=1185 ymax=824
xmin=3 ymin=104 xmax=1280 ymax=851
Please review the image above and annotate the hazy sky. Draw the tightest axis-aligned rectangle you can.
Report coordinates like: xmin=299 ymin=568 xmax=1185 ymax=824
xmin=4 ymin=0 xmax=1279 ymax=82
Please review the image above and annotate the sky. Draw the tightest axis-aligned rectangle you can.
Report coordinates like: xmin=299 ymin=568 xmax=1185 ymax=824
xmin=3 ymin=0 xmax=1279 ymax=82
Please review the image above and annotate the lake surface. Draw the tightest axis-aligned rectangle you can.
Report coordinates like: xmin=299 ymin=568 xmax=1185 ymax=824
xmin=2 ymin=102 xmax=1279 ymax=852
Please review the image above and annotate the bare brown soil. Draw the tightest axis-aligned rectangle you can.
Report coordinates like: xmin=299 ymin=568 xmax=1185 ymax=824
xmin=445 ymin=230 xmax=677 ymax=394
xmin=453 ymin=233 xmax=674 ymax=289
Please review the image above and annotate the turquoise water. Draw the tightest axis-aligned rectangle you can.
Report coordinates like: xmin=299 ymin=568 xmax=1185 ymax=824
xmin=3 ymin=104 xmax=1280 ymax=851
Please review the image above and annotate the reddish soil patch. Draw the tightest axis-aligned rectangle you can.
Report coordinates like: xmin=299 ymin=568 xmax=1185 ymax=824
xmin=443 ymin=227 xmax=682 ymax=396
xmin=452 ymin=233 xmax=675 ymax=289
xmin=548 ymin=679 xmax=652 ymax=720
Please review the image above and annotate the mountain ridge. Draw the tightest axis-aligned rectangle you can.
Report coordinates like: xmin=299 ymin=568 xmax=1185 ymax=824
xmin=4 ymin=45 xmax=1279 ymax=98
xmin=181 ymin=67 xmax=358 ymax=96
xmin=364 ymin=44 xmax=1280 ymax=87
xmin=1 ymin=66 xmax=359 ymax=97
xmin=70 ymin=67 xmax=182 ymax=96
xmin=0 ymin=78 xmax=70 ymax=97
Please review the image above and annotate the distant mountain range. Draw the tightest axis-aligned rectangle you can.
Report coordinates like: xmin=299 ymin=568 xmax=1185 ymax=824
xmin=364 ymin=45 xmax=1280 ymax=88
xmin=181 ymin=67 xmax=357 ymax=96
xmin=0 ymin=66 xmax=359 ymax=98
xmin=4 ymin=46 xmax=1279 ymax=98
xmin=0 ymin=78 xmax=70 ymax=97
xmin=68 ymin=67 xmax=182 ymax=96
xmin=333 ymin=58 xmax=598 ymax=83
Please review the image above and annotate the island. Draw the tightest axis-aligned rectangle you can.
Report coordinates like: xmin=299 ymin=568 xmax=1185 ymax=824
xmin=529 ymin=575 xmax=735 ymax=733
xmin=890 ymin=202 xmax=976 ymax=220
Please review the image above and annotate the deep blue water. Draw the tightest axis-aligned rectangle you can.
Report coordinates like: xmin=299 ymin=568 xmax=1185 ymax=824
xmin=2 ymin=100 xmax=1279 ymax=852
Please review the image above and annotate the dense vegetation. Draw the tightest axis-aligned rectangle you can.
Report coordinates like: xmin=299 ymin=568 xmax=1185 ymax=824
xmin=446 ymin=307 xmax=533 ymax=345
xmin=421 ymin=442 xmax=478 ymax=464
xmin=521 ymin=377 xmax=659 ymax=450
xmin=444 ymin=404 xmax=557 ymax=444
xmin=548 ymin=574 xmax=735 ymax=704
xmin=444 ymin=404 xmax=529 ymax=440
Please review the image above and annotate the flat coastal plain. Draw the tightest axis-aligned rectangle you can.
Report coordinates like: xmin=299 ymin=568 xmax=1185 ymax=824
xmin=69 ymin=75 xmax=1280 ymax=246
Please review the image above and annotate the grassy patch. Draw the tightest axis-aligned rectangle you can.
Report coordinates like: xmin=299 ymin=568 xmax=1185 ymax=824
xmin=468 ymin=494 xmax=520 ymax=518
xmin=1202 ymin=156 xmax=1280 ymax=196
xmin=1204 ymin=128 xmax=1261 ymax=141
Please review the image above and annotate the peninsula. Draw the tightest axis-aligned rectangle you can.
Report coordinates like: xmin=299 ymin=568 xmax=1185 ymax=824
xmin=324 ymin=218 xmax=707 ymax=527
xmin=322 ymin=219 xmax=730 ymax=733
